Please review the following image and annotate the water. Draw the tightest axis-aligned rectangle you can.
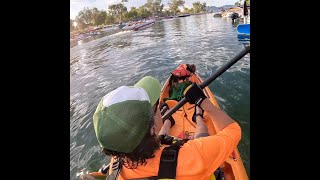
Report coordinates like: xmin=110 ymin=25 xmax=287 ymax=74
xmin=70 ymin=14 xmax=250 ymax=179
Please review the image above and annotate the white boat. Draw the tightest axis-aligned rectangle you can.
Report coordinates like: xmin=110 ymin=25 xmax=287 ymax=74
xmin=133 ymin=19 xmax=155 ymax=31
xmin=122 ymin=19 xmax=155 ymax=31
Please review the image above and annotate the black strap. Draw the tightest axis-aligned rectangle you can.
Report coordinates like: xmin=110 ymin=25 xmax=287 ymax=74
xmin=105 ymin=159 xmax=122 ymax=180
xmin=106 ymin=139 xmax=188 ymax=180
xmin=157 ymin=139 xmax=188 ymax=179
xmin=159 ymin=134 xmax=174 ymax=145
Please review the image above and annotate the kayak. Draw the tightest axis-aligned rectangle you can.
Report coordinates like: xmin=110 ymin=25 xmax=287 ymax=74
xmin=237 ymin=24 xmax=250 ymax=35
xmin=87 ymin=64 xmax=248 ymax=180
xmin=158 ymin=64 xmax=248 ymax=180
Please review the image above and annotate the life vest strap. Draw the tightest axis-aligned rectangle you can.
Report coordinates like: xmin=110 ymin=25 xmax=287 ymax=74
xmin=157 ymin=139 xmax=187 ymax=180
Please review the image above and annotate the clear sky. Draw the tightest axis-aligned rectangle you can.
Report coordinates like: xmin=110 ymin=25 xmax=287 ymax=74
xmin=71 ymin=0 xmax=239 ymax=19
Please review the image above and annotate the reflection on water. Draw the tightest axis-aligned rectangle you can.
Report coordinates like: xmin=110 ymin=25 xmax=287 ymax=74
xmin=71 ymin=29 xmax=122 ymax=48
xmin=70 ymin=14 xmax=250 ymax=179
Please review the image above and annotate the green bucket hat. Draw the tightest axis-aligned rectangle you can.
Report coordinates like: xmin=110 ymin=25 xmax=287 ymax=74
xmin=93 ymin=76 xmax=162 ymax=153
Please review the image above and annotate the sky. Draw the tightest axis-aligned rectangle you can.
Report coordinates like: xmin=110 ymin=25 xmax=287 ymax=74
xmin=70 ymin=0 xmax=239 ymax=19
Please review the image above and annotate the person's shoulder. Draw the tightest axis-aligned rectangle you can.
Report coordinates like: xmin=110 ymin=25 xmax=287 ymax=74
xmin=182 ymin=137 xmax=214 ymax=148
xmin=181 ymin=135 xmax=229 ymax=152
xmin=176 ymin=139 xmax=214 ymax=173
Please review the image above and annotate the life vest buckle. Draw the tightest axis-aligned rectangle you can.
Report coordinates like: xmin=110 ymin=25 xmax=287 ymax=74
xmin=160 ymin=149 xmax=177 ymax=163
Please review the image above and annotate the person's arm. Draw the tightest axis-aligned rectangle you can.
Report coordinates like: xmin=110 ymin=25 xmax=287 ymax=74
xmin=200 ymin=98 xmax=235 ymax=132
xmin=182 ymin=83 xmax=242 ymax=173
xmin=184 ymin=123 xmax=241 ymax=175
xmin=183 ymin=83 xmax=236 ymax=132
xmin=194 ymin=106 xmax=208 ymax=137
xmin=158 ymin=120 xmax=171 ymax=135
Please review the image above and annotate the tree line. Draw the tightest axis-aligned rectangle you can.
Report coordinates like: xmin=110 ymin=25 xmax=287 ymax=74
xmin=71 ymin=0 xmax=209 ymax=32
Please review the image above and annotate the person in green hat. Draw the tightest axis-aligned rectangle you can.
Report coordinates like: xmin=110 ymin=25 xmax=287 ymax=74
xmin=93 ymin=76 xmax=168 ymax=170
xmin=93 ymin=76 xmax=242 ymax=180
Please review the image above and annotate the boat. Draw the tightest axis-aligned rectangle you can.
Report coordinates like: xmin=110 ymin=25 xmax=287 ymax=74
xmin=85 ymin=64 xmax=248 ymax=180
xmin=121 ymin=22 xmax=137 ymax=31
xmin=238 ymin=34 xmax=250 ymax=40
xmin=133 ymin=19 xmax=155 ymax=31
xmin=213 ymin=13 xmax=222 ymax=17
xmin=237 ymin=34 xmax=250 ymax=45
xmin=102 ymin=25 xmax=119 ymax=32
xmin=121 ymin=19 xmax=155 ymax=31
xmin=237 ymin=24 xmax=250 ymax=35
xmin=175 ymin=14 xmax=191 ymax=18
xmin=165 ymin=16 xmax=174 ymax=19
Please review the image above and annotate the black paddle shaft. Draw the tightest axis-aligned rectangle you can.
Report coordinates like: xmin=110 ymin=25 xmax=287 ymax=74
xmin=162 ymin=46 xmax=250 ymax=120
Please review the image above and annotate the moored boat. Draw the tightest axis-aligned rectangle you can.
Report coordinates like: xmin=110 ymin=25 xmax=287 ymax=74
xmin=121 ymin=19 xmax=155 ymax=31
xmin=213 ymin=13 xmax=222 ymax=17
xmin=237 ymin=24 xmax=250 ymax=35
xmin=133 ymin=19 xmax=155 ymax=31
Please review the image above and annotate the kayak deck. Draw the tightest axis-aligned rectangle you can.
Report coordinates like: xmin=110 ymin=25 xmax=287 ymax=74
xmin=159 ymin=74 xmax=220 ymax=138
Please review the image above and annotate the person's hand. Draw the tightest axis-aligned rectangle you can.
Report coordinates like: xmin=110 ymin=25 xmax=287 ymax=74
xmin=192 ymin=106 xmax=204 ymax=123
xmin=183 ymin=83 xmax=207 ymax=107
xmin=195 ymin=106 xmax=203 ymax=115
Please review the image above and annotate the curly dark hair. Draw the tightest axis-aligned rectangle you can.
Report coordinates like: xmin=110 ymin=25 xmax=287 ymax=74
xmin=186 ymin=64 xmax=196 ymax=73
xmin=102 ymin=114 xmax=161 ymax=169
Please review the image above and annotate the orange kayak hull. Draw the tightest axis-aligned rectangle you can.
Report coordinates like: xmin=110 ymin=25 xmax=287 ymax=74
xmin=159 ymin=69 xmax=248 ymax=180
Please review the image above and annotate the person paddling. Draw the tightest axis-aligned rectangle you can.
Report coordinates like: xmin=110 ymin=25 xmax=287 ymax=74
xmin=92 ymin=76 xmax=242 ymax=180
